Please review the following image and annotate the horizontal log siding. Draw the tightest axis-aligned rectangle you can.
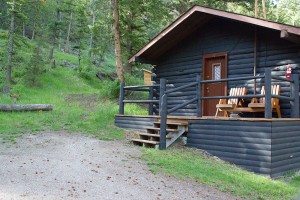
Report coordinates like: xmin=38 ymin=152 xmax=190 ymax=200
xmin=187 ymin=119 xmax=300 ymax=177
xmin=154 ymin=18 xmax=300 ymax=117
xmin=187 ymin=119 xmax=272 ymax=175
xmin=114 ymin=116 xmax=157 ymax=132
xmin=271 ymin=121 xmax=300 ymax=177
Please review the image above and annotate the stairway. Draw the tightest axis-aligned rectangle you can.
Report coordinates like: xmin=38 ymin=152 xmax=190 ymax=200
xmin=131 ymin=121 xmax=188 ymax=149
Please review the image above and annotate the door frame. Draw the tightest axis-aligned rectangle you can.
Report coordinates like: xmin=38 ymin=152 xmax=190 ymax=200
xmin=202 ymin=52 xmax=228 ymax=116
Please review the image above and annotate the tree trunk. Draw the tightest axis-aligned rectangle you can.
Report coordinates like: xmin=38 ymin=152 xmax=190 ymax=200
xmin=125 ymin=14 xmax=133 ymax=73
xmin=49 ymin=0 xmax=60 ymax=63
xmin=58 ymin=0 xmax=62 ymax=50
xmin=0 ymin=104 xmax=53 ymax=111
xmin=78 ymin=39 xmax=81 ymax=66
xmin=23 ymin=22 xmax=25 ymax=37
xmin=113 ymin=0 xmax=124 ymax=82
xmin=65 ymin=12 xmax=73 ymax=53
xmin=89 ymin=12 xmax=95 ymax=58
xmin=31 ymin=22 xmax=35 ymax=40
xmin=49 ymin=44 xmax=55 ymax=60
xmin=7 ymin=0 xmax=15 ymax=83
xmin=262 ymin=0 xmax=267 ymax=19
xmin=254 ymin=0 xmax=258 ymax=17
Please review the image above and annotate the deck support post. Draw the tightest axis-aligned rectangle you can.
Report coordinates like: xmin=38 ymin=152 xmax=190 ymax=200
xmin=265 ymin=68 xmax=272 ymax=118
xmin=291 ymin=74 xmax=299 ymax=118
xmin=196 ymin=75 xmax=202 ymax=117
xmin=159 ymin=79 xmax=167 ymax=150
xmin=119 ymin=82 xmax=125 ymax=115
xmin=148 ymin=87 xmax=154 ymax=115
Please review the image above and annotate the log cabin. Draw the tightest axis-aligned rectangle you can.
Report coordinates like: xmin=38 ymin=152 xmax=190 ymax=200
xmin=115 ymin=6 xmax=300 ymax=177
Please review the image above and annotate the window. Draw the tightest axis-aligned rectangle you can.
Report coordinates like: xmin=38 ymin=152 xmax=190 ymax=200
xmin=213 ymin=64 xmax=221 ymax=80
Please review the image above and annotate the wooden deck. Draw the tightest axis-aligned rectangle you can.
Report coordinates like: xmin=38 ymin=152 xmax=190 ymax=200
xmin=115 ymin=114 xmax=300 ymax=121
xmin=115 ymin=114 xmax=300 ymax=177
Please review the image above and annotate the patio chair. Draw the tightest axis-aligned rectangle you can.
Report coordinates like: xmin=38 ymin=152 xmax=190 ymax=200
xmin=215 ymin=87 xmax=247 ymax=117
xmin=248 ymin=85 xmax=281 ymax=118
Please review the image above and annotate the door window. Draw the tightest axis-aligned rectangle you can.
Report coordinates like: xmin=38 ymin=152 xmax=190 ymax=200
xmin=213 ymin=63 xmax=221 ymax=80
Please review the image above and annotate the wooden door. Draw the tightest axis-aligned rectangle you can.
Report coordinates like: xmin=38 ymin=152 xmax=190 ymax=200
xmin=202 ymin=53 xmax=227 ymax=116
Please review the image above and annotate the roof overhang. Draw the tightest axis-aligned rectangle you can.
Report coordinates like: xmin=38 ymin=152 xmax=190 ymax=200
xmin=129 ymin=5 xmax=300 ymax=64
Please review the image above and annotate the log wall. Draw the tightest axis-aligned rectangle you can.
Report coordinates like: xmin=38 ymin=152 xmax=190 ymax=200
xmin=114 ymin=116 xmax=157 ymax=132
xmin=187 ymin=119 xmax=300 ymax=177
xmin=271 ymin=121 xmax=300 ymax=176
xmin=153 ymin=18 xmax=300 ymax=117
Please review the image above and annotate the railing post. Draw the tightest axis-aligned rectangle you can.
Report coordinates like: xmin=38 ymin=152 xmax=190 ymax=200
xmin=265 ymin=68 xmax=272 ymax=118
xmin=119 ymin=82 xmax=125 ymax=115
xmin=159 ymin=79 xmax=167 ymax=150
xmin=196 ymin=74 xmax=202 ymax=117
xmin=148 ymin=87 xmax=154 ymax=115
xmin=291 ymin=73 xmax=299 ymax=118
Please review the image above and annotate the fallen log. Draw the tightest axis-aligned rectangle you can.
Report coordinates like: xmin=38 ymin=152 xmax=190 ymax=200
xmin=0 ymin=104 xmax=53 ymax=112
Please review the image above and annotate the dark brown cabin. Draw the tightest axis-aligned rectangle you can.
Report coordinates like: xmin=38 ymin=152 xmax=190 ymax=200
xmin=115 ymin=6 xmax=300 ymax=177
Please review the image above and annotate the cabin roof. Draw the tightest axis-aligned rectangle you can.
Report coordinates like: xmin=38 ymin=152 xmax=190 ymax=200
xmin=129 ymin=5 xmax=300 ymax=64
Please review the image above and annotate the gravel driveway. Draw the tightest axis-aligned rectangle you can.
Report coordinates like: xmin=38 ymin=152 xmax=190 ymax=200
xmin=0 ymin=132 xmax=241 ymax=200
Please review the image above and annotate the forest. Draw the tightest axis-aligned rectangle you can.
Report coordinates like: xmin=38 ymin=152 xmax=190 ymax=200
xmin=0 ymin=0 xmax=299 ymax=87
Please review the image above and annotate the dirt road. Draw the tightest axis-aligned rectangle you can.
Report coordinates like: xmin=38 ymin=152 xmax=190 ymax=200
xmin=0 ymin=132 xmax=240 ymax=200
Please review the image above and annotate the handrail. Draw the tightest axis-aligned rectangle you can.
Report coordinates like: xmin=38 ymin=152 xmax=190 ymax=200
xmin=200 ymin=75 xmax=265 ymax=84
xmin=123 ymin=100 xmax=159 ymax=103
xmin=201 ymin=94 xmax=294 ymax=101
xmin=201 ymin=94 xmax=265 ymax=100
xmin=124 ymin=84 xmax=159 ymax=90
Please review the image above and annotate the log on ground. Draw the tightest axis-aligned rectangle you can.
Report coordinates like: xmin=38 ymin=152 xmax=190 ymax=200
xmin=0 ymin=104 xmax=53 ymax=111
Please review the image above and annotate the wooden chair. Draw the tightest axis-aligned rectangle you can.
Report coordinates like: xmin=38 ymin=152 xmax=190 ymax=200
xmin=215 ymin=87 xmax=247 ymax=117
xmin=248 ymin=85 xmax=281 ymax=118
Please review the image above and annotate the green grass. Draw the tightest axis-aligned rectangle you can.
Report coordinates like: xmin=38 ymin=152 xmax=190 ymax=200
xmin=0 ymin=67 xmax=146 ymax=142
xmin=141 ymin=147 xmax=300 ymax=200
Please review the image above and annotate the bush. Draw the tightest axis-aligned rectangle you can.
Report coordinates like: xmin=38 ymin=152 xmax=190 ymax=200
xmin=99 ymin=74 xmax=148 ymax=100
xmin=99 ymin=79 xmax=120 ymax=99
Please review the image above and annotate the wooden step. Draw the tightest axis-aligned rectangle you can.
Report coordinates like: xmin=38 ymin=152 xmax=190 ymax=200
xmin=147 ymin=127 xmax=179 ymax=132
xmin=131 ymin=138 xmax=159 ymax=145
xmin=154 ymin=122 xmax=188 ymax=126
xmin=138 ymin=133 xmax=172 ymax=139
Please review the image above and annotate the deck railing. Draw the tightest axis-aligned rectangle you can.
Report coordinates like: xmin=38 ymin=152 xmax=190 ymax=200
xmin=160 ymin=68 xmax=299 ymax=149
xmin=119 ymin=83 xmax=160 ymax=115
xmin=119 ymin=68 xmax=299 ymax=150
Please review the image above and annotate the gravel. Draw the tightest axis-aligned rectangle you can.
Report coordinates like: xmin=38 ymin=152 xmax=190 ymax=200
xmin=0 ymin=131 xmax=241 ymax=200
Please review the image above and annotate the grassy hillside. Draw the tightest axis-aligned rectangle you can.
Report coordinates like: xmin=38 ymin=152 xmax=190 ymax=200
xmin=0 ymin=66 xmax=146 ymax=142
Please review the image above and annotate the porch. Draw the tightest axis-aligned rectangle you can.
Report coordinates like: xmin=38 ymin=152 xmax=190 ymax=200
xmin=115 ymin=69 xmax=300 ymax=177
xmin=115 ymin=114 xmax=300 ymax=177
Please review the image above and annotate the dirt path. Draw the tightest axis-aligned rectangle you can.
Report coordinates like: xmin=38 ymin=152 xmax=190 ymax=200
xmin=0 ymin=132 xmax=241 ymax=200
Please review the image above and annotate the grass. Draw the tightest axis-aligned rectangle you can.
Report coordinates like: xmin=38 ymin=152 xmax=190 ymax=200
xmin=0 ymin=66 xmax=146 ymax=142
xmin=141 ymin=147 xmax=300 ymax=200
